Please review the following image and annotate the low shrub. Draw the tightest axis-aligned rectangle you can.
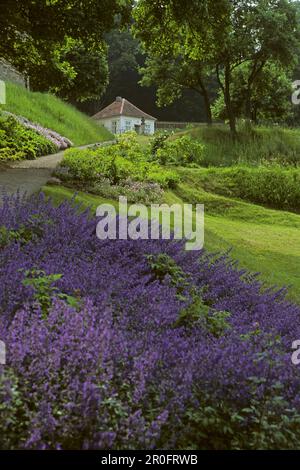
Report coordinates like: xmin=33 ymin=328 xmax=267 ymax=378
xmin=155 ymin=136 xmax=204 ymax=167
xmin=13 ymin=114 xmax=73 ymax=150
xmin=59 ymin=144 xmax=179 ymax=190
xmin=88 ymin=178 xmax=164 ymax=204
xmin=115 ymin=131 xmax=146 ymax=161
xmin=0 ymin=194 xmax=300 ymax=449
xmin=0 ymin=148 xmax=25 ymax=162
xmin=196 ymin=165 xmax=300 ymax=211
xmin=0 ymin=113 xmax=58 ymax=161
xmin=150 ymin=131 xmax=169 ymax=156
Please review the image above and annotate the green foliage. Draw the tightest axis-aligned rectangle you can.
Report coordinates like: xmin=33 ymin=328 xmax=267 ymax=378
xmin=155 ymin=135 xmax=204 ymax=167
xmin=89 ymin=178 xmax=164 ymax=204
xmin=196 ymin=165 xmax=300 ymax=212
xmin=150 ymin=131 xmax=169 ymax=156
xmin=179 ymin=125 xmax=300 ymax=167
xmin=0 ymin=370 xmax=27 ymax=450
xmin=213 ymin=62 xmax=293 ymax=123
xmin=0 ymin=226 xmax=34 ymax=248
xmin=22 ymin=269 xmax=80 ymax=319
xmin=133 ymin=0 xmax=224 ymax=126
xmin=0 ymin=113 xmax=57 ymax=161
xmin=180 ymin=378 xmax=300 ymax=450
xmin=134 ymin=0 xmax=300 ymax=134
xmin=138 ymin=53 xmax=214 ymax=125
xmin=61 ymin=148 xmax=178 ymax=189
xmin=0 ymin=148 xmax=25 ymax=162
xmin=179 ymin=295 xmax=231 ymax=337
xmin=146 ymin=166 xmax=179 ymax=188
xmin=146 ymin=254 xmax=231 ymax=336
xmin=30 ymin=39 xmax=109 ymax=104
xmin=3 ymin=83 xmax=112 ymax=146
xmin=98 ymin=30 xmax=211 ymax=123
xmin=0 ymin=0 xmax=131 ymax=93
xmin=115 ymin=131 xmax=146 ymax=161
xmin=0 ymin=214 xmax=55 ymax=249
xmin=60 ymin=135 xmax=180 ymax=191
xmin=146 ymin=253 xmax=190 ymax=300
xmin=146 ymin=253 xmax=187 ymax=286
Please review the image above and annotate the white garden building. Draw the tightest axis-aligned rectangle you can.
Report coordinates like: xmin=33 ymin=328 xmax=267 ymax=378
xmin=92 ymin=96 xmax=157 ymax=135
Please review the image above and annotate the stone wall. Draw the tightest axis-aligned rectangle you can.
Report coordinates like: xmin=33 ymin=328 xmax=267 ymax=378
xmin=0 ymin=59 xmax=26 ymax=87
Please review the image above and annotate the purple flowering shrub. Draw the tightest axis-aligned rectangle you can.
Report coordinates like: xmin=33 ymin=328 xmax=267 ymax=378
xmin=0 ymin=113 xmax=58 ymax=161
xmin=5 ymin=112 xmax=73 ymax=150
xmin=0 ymin=194 xmax=300 ymax=449
xmin=16 ymin=115 xmax=73 ymax=150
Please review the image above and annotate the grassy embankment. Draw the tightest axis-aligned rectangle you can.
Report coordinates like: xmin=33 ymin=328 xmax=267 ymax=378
xmin=3 ymin=82 xmax=112 ymax=145
xmin=171 ymin=124 xmax=300 ymax=166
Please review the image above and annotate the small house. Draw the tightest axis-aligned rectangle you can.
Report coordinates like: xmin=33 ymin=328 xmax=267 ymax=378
xmin=92 ymin=96 xmax=156 ymax=135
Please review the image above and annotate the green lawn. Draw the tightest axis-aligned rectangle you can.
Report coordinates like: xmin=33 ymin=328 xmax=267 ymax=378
xmin=3 ymin=82 xmax=113 ymax=146
xmin=205 ymin=215 xmax=300 ymax=299
xmin=42 ymin=183 xmax=300 ymax=303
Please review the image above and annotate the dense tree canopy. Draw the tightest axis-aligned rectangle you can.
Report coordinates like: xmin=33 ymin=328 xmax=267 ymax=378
xmin=0 ymin=0 xmax=132 ymax=67
xmin=78 ymin=28 xmax=209 ymax=122
xmin=2 ymin=0 xmax=300 ymax=126
xmin=28 ymin=40 xmax=109 ymax=103
xmin=139 ymin=53 xmax=215 ymax=124
xmin=133 ymin=0 xmax=300 ymax=133
xmin=0 ymin=0 xmax=132 ymax=101
xmin=213 ymin=61 xmax=294 ymax=123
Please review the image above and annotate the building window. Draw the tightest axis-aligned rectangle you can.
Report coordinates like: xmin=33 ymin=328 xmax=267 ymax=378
xmin=111 ymin=121 xmax=117 ymax=133
xmin=145 ymin=124 xmax=151 ymax=134
xmin=125 ymin=120 xmax=131 ymax=131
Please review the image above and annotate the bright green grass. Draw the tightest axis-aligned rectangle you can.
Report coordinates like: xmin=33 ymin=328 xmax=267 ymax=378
xmin=42 ymin=184 xmax=300 ymax=303
xmin=43 ymin=185 xmax=119 ymax=210
xmin=170 ymin=124 xmax=300 ymax=167
xmin=136 ymin=124 xmax=300 ymax=166
xmin=3 ymin=82 xmax=113 ymax=146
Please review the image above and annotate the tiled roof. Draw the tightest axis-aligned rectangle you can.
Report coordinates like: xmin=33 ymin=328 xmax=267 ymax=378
xmin=92 ymin=97 xmax=157 ymax=121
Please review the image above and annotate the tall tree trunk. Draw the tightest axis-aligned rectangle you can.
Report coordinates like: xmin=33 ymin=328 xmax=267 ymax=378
xmin=198 ymin=75 xmax=213 ymax=126
xmin=203 ymin=87 xmax=213 ymax=126
xmin=245 ymin=86 xmax=252 ymax=121
xmin=245 ymin=59 xmax=266 ymax=122
xmin=252 ymin=105 xmax=258 ymax=124
xmin=224 ymin=64 xmax=236 ymax=136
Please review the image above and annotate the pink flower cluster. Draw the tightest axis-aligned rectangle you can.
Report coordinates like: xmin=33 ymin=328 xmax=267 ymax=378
xmin=6 ymin=112 xmax=73 ymax=150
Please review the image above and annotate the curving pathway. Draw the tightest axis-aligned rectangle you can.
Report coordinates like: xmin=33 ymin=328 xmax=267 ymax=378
xmin=0 ymin=140 xmax=115 ymax=198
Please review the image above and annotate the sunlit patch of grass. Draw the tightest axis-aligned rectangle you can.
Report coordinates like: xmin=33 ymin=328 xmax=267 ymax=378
xmin=170 ymin=124 xmax=300 ymax=166
xmin=3 ymin=82 xmax=113 ymax=145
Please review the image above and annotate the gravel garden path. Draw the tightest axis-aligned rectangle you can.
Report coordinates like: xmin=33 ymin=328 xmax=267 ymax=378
xmin=0 ymin=140 xmax=115 ymax=198
xmin=10 ymin=149 xmax=65 ymax=170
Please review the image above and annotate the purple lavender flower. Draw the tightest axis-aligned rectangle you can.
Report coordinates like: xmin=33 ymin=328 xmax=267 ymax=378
xmin=0 ymin=193 xmax=300 ymax=449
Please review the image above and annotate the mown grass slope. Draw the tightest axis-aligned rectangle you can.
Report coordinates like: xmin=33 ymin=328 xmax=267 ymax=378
xmin=3 ymin=82 xmax=112 ymax=145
